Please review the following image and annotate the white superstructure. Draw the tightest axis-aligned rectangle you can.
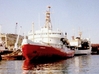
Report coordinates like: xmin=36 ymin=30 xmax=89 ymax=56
xmin=69 ymin=32 xmax=92 ymax=55
xmin=28 ymin=6 xmax=68 ymax=48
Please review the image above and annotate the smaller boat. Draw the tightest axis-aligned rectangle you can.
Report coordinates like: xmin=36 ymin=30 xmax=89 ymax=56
xmin=69 ymin=32 xmax=92 ymax=55
xmin=1 ymin=49 xmax=23 ymax=60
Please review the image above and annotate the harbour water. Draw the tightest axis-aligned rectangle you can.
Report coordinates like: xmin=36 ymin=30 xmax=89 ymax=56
xmin=0 ymin=54 xmax=99 ymax=74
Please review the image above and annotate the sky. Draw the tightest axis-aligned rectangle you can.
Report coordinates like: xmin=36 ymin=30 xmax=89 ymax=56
xmin=0 ymin=0 xmax=99 ymax=43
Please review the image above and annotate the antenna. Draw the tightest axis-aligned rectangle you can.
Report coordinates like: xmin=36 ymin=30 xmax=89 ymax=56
xmin=78 ymin=27 xmax=82 ymax=38
xmin=15 ymin=23 xmax=18 ymax=34
xmin=48 ymin=6 xmax=51 ymax=11
xmin=38 ymin=13 xmax=41 ymax=29
xmin=32 ymin=23 xmax=34 ymax=41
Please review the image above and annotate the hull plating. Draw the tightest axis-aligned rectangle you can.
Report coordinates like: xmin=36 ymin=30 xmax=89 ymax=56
xmin=22 ymin=44 xmax=74 ymax=70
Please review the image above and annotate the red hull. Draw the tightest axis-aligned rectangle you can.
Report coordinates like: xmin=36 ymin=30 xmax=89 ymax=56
xmin=22 ymin=44 xmax=74 ymax=69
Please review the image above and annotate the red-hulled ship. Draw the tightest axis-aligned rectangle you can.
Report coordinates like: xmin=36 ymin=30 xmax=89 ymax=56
xmin=21 ymin=6 xmax=74 ymax=69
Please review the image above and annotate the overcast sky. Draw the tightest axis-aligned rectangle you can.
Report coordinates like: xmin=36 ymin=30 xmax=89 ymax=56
xmin=0 ymin=0 xmax=99 ymax=43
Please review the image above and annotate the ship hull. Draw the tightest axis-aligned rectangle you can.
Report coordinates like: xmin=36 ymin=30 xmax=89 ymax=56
xmin=21 ymin=40 xmax=74 ymax=69
xmin=74 ymin=48 xmax=91 ymax=55
xmin=22 ymin=44 xmax=74 ymax=61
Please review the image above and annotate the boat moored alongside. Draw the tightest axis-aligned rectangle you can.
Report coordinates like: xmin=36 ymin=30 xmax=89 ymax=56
xmin=69 ymin=32 xmax=92 ymax=55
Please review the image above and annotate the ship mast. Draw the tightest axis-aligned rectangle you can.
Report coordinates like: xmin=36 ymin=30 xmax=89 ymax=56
xmin=32 ymin=23 xmax=34 ymax=41
xmin=79 ymin=31 xmax=82 ymax=39
xmin=78 ymin=28 xmax=82 ymax=38
xmin=44 ymin=6 xmax=52 ymax=30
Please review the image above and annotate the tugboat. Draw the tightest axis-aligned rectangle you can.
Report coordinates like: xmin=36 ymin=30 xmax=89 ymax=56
xmin=21 ymin=6 xmax=74 ymax=70
xmin=69 ymin=32 xmax=91 ymax=55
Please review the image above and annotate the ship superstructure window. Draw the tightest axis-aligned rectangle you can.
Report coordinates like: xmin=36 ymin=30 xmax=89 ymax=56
xmin=51 ymin=33 xmax=61 ymax=35
xmin=34 ymin=32 xmax=62 ymax=35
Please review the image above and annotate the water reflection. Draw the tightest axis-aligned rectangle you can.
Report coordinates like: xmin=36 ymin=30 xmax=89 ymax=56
xmin=0 ymin=55 xmax=99 ymax=74
xmin=74 ymin=55 xmax=91 ymax=74
xmin=22 ymin=60 xmax=67 ymax=74
xmin=0 ymin=60 xmax=23 ymax=74
xmin=74 ymin=57 xmax=80 ymax=73
xmin=22 ymin=55 xmax=91 ymax=74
